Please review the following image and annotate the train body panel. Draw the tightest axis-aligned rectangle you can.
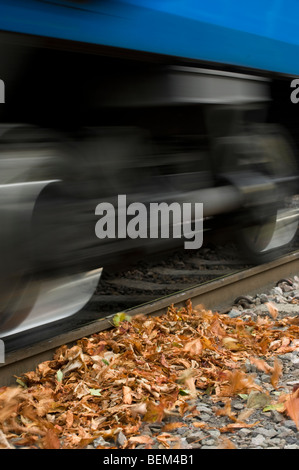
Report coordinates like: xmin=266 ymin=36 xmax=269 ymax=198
xmin=0 ymin=0 xmax=299 ymax=75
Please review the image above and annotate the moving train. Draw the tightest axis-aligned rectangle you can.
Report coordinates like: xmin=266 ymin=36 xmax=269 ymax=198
xmin=0 ymin=0 xmax=299 ymax=336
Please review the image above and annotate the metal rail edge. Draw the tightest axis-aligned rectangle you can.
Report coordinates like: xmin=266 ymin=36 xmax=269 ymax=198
xmin=1 ymin=250 xmax=299 ymax=386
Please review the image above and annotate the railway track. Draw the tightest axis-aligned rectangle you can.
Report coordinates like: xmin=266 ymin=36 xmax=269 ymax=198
xmin=1 ymin=248 xmax=299 ymax=387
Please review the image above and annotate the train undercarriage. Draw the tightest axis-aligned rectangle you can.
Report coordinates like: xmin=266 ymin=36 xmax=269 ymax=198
xmin=0 ymin=36 xmax=298 ymax=337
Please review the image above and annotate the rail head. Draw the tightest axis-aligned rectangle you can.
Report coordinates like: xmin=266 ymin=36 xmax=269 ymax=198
xmin=0 ymin=250 xmax=299 ymax=386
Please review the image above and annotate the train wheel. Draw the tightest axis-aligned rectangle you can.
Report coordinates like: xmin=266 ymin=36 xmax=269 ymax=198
xmin=0 ymin=125 xmax=102 ymax=336
xmin=236 ymin=125 xmax=299 ymax=263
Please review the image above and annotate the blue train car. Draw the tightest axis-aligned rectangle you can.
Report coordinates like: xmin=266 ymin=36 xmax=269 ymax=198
xmin=0 ymin=0 xmax=299 ymax=75
xmin=0 ymin=1 xmax=299 ymax=335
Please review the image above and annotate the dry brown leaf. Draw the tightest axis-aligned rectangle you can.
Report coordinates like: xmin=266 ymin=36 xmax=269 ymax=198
xmin=0 ymin=387 xmax=22 ymax=423
xmin=184 ymin=338 xmax=203 ymax=356
xmin=223 ymin=370 xmax=263 ymax=396
xmin=129 ymin=435 xmax=154 ymax=445
xmin=265 ymin=302 xmax=279 ymax=319
xmin=217 ymin=436 xmax=237 ymax=449
xmin=192 ymin=421 xmax=207 ymax=429
xmin=42 ymin=429 xmax=60 ymax=449
xmin=284 ymin=388 xmax=299 ymax=430
xmin=270 ymin=357 xmax=283 ymax=389
xmin=219 ymin=421 xmax=260 ymax=432
xmin=123 ymin=386 xmax=133 ymax=405
xmin=237 ymin=408 xmax=255 ymax=422
xmin=129 ymin=402 xmax=147 ymax=418
xmin=214 ymin=400 xmax=236 ymax=421
xmin=143 ymin=401 xmax=165 ymax=423
xmin=222 ymin=337 xmax=242 ymax=351
xmin=162 ymin=422 xmax=187 ymax=432
xmin=0 ymin=430 xmax=14 ymax=449
xmin=65 ymin=410 xmax=74 ymax=428
xmin=209 ymin=317 xmax=227 ymax=338
xmin=249 ymin=357 xmax=273 ymax=374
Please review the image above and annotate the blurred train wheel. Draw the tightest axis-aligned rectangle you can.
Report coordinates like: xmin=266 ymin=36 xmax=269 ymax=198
xmin=236 ymin=125 xmax=299 ymax=263
xmin=0 ymin=125 xmax=101 ymax=336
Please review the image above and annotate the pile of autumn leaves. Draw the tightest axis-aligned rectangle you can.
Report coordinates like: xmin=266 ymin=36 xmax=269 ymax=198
xmin=0 ymin=300 xmax=299 ymax=449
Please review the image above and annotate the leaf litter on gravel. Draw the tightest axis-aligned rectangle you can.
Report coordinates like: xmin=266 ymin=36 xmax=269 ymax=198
xmin=0 ymin=299 xmax=299 ymax=449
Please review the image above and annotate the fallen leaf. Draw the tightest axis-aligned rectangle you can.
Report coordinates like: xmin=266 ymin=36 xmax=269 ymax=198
xmin=129 ymin=402 xmax=147 ymax=418
xmin=143 ymin=401 xmax=165 ymax=423
xmin=217 ymin=436 xmax=237 ymax=449
xmin=0 ymin=430 xmax=14 ymax=449
xmin=56 ymin=370 xmax=63 ymax=383
xmin=263 ymin=403 xmax=285 ymax=412
xmin=247 ymin=391 xmax=271 ymax=410
xmin=184 ymin=338 xmax=203 ymax=356
xmin=65 ymin=410 xmax=74 ymax=428
xmin=222 ymin=337 xmax=242 ymax=351
xmin=284 ymin=388 xmax=299 ymax=430
xmin=113 ymin=312 xmax=132 ymax=327
xmin=270 ymin=357 xmax=283 ymax=389
xmin=192 ymin=421 xmax=207 ymax=429
xmin=265 ymin=302 xmax=278 ymax=319
xmin=214 ymin=400 xmax=236 ymax=421
xmin=219 ymin=421 xmax=259 ymax=432
xmin=123 ymin=386 xmax=133 ymax=405
xmin=89 ymin=388 xmax=102 ymax=397
xmin=249 ymin=357 xmax=273 ymax=374
xmin=237 ymin=408 xmax=255 ymax=422
xmin=129 ymin=435 xmax=154 ymax=445
xmin=162 ymin=422 xmax=187 ymax=432
xmin=42 ymin=429 xmax=60 ymax=449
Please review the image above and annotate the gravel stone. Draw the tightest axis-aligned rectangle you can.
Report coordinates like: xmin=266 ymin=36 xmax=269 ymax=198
xmin=196 ymin=404 xmax=213 ymax=414
xmin=271 ymin=411 xmax=285 ymax=423
xmin=228 ymin=309 xmax=242 ymax=318
xmin=199 ymin=413 xmax=212 ymax=421
xmin=239 ymin=428 xmax=252 ymax=436
xmin=251 ymin=435 xmax=266 ymax=446
xmin=186 ymin=433 xmax=205 ymax=443
xmin=93 ymin=436 xmax=111 ymax=448
xmin=204 ymin=439 xmax=216 ymax=446
xmin=253 ymin=427 xmax=278 ymax=438
xmin=270 ymin=438 xmax=286 ymax=446
xmin=117 ymin=431 xmax=127 ymax=447
xmin=207 ymin=429 xmax=221 ymax=439
xmin=283 ymin=420 xmax=298 ymax=430
xmin=259 ymin=294 xmax=269 ymax=303
xmin=232 ymin=402 xmax=244 ymax=410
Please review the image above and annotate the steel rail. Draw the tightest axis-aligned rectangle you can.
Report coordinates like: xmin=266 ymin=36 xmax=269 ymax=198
xmin=1 ymin=250 xmax=299 ymax=386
